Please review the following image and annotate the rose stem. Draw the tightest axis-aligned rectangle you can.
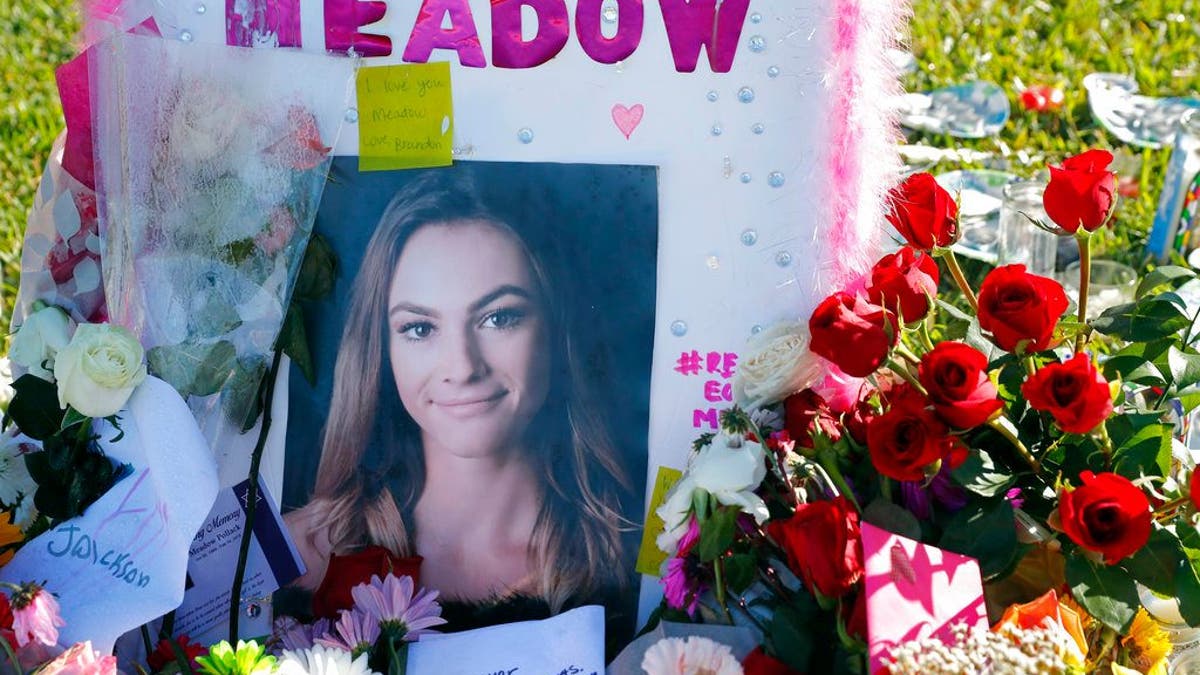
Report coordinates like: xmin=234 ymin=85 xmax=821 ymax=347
xmin=886 ymin=357 xmax=926 ymax=394
xmin=1097 ymin=420 xmax=1113 ymax=471
xmin=986 ymin=418 xmax=1041 ymax=474
xmin=1075 ymin=233 xmax=1092 ymax=354
xmin=943 ymin=250 xmax=979 ymax=312
xmin=228 ymin=348 xmax=283 ymax=641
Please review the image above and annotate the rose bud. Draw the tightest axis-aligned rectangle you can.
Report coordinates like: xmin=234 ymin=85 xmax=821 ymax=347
xmin=977 ymin=264 xmax=1069 ymax=354
xmin=312 ymin=546 xmax=423 ymax=619
xmin=1043 ymin=149 xmax=1117 ymax=233
xmin=866 ymin=247 xmax=940 ymax=324
xmin=1021 ymin=353 xmax=1114 ymax=434
xmin=1058 ymin=471 xmax=1151 ymax=565
xmin=885 ymin=173 xmax=959 ymax=250
xmin=809 ymin=292 xmax=897 ymax=377
xmin=918 ymin=341 xmax=1003 ymax=429
xmin=784 ymin=389 xmax=841 ymax=449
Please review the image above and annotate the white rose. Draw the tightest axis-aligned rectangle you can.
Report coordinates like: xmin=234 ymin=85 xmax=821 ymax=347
xmin=168 ymin=82 xmax=245 ymax=165
xmin=655 ymin=434 xmax=770 ymax=554
xmin=53 ymin=323 xmax=148 ymax=418
xmin=9 ymin=305 xmax=74 ymax=381
xmin=732 ymin=321 xmax=822 ymax=411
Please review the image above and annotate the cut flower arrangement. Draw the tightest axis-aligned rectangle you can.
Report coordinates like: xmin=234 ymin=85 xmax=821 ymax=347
xmin=645 ymin=149 xmax=1200 ymax=674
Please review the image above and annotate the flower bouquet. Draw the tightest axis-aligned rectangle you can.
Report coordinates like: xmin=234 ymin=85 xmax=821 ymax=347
xmin=644 ymin=149 xmax=1200 ymax=673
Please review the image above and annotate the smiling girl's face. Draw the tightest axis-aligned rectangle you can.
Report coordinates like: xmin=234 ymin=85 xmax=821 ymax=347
xmin=386 ymin=219 xmax=551 ymax=458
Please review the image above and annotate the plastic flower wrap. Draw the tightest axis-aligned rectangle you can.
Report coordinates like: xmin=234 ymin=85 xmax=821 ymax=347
xmin=91 ymin=32 xmax=352 ymax=442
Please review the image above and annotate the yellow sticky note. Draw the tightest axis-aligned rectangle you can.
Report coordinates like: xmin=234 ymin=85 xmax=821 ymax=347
xmin=356 ymin=62 xmax=453 ymax=172
xmin=635 ymin=466 xmax=684 ymax=577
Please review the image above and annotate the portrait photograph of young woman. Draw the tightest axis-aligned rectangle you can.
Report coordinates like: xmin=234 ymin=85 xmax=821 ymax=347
xmin=279 ymin=159 xmax=659 ymax=645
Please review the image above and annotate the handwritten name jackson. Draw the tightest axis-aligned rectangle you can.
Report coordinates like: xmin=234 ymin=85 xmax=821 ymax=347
xmin=47 ymin=524 xmax=151 ymax=588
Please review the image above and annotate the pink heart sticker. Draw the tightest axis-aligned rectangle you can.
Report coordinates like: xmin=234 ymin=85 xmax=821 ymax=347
xmin=611 ymin=103 xmax=644 ymax=139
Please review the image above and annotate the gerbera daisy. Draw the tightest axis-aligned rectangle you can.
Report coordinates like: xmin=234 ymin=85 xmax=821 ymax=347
xmin=1122 ymin=608 xmax=1170 ymax=675
xmin=349 ymin=575 xmax=446 ymax=641
xmin=641 ymin=636 xmax=743 ymax=675
xmin=316 ymin=608 xmax=381 ymax=658
xmin=278 ymin=645 xmax=379 ymax=675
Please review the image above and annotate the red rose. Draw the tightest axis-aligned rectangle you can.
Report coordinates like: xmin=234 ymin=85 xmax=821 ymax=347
xmin=1191 ymin=470 xmax=1200 ymax=513
xmin=977 ymin=264 xmax=1068 ymax=353
xmin=885 ymin=173 xmax=959 ymax=250
xmin=1058 ymin=471 xmax=1151 ymax=564
xmin=866 ymin=247 xmax=940 ymax=324
xmin=311 ymin=546 xmax=423 ymax=619
xmin=767 ymin=496 xmax=862 ymax=598
xmin=809 ymin=292 xmax=897 ymax=377
xmin=866 ymin=388 xmax=953 ymax=481
xmin=742 ymin=646 xmax=804 ymax=675
xmin=918 ymin=341 xmax=1003 ymax=429
xmin=147 ymin=636 xmax=208 ymax=672
xmin=784 ymin=389 xmax=841 ymax=449
xmin=1043 ymin=149 xmax=1117 ymax=233
xmin=1021 ymin=353 xmax=1114 ymax=434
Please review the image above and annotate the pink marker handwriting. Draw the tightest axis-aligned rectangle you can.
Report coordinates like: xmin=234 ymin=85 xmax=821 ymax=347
xmin=675 ymin=349 xmax=738 ymax=429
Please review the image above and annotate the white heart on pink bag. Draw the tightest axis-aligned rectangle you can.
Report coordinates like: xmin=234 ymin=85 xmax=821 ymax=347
xmin=611 ymin=103 xmax=644 ymax=139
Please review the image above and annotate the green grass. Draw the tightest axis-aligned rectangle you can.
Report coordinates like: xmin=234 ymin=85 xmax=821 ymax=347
xmin=1 ymin=1 xmax=78 ymax=337
xmin=906 ymin=0 xmax=1200 ymax=266
xmin=0 ymin=1 xmax=1198 ymax=331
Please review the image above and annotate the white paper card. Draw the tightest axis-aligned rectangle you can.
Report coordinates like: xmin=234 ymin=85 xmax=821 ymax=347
xmin=407 ymin=606 xmax=605 ymax=675
xmin=0 ymin=377 xmax=219 ymax=653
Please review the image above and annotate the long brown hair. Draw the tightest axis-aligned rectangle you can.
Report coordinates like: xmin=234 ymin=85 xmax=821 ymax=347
xmin=297 ymin=166 xmax=632 ymax=610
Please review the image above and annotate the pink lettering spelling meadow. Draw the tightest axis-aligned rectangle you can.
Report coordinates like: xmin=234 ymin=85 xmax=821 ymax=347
xmin=225 ymin=0 xmax=751 ymax=72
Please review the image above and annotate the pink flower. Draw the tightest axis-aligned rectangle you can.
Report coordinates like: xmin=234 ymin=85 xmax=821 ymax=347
xmin=10 ymin=583 xmax=65 ymax=648
xmin=350 ymin=574 xmax=446 ymax=641
xmin=270 ymin=616 xmax=331 ymax=655
xmin=38 ymin=641 xmax=116 ymax=675
xmin=661 ymin=518 xmax=706 ymax=617
xmin=315 ymin=608 xmax=380 ymax=656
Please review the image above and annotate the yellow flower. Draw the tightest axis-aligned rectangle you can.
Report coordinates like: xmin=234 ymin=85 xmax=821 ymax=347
xmin=0 ymin=510 xmax=23 ymax=567
xmin=1121 ymin=608 xmax=1170 ymax=675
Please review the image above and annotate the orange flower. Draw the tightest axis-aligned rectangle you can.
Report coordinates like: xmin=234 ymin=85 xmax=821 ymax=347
xmin=0 ymin=511 xmax=23 ymax=567
xmin=993 ymin=589 xmax=1087 ymax=665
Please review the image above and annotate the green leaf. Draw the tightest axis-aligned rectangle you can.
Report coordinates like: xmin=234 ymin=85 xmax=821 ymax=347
xmin=1136 ymin=265 xmax=1196 ymax=298
xmin=1125 ymin=529 xmax=1184 ymax=595
xmin=938 ymin=500 xmax=1019 ymax=579
xmin=1111 ymin=422 xmax=1172 ymax=479
xmin=768 ymin=604 xmax=817 ymax=672
xmin=696 ymin=505 xmax=739 ymax=562
xmin=188 ymin=296 xmax=243 ymax=339
xmin=7 ymin=374 xmax=65 ymax=440
xmin=220 ymin=357 xmax=268 ymax=433
xmin=1169 ymin=346 xmax=1200 ymax=391
xmin=59 ymin=406 xmax=88 ymax=432
xmin=1176 ymin=556 xmax=1200 ymax=626
xmin=1091 ymin=297 xmax=1189 ymax=342
xmin=1065 ymin=553 xmax=1139 ymax=632
xmin=1102 ymin=340 xmax=1171 ymax=386
xmin=277 ymin=303 xmax=315 ymax=385
xmin=951 ymin=450 xmax=1016 ymax=498
xmin=724 ymin=553 xmax=757 ymax=594
xmin=147 ymin=341 xmax=238 ymax=398
xmin=862 ymin=498 xmax=921 ymax=541
xmin=293 ymin=233 xmax=338 ymax=302
xmin=935 ymin=298 xmax=971 ymax=341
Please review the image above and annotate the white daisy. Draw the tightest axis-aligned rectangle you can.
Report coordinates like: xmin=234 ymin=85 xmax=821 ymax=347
xmin=641 ymin=636 xmax=744 ymax=675
xmin=278 ymin=645 xmax=380 ymax=675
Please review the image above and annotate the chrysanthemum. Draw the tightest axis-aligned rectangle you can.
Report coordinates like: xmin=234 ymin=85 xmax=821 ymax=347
xmin=316 ymin=608 xmax=380 ymax=658
xmin=641 ymin=636 xmax=743 ymax=675
xmin=1122 ymin=608 xmax=1170 ymax=675
xmin=195 ymin=640 xmax=277 ymax=675
xmin=350 ymin=574 xmax=446 ymax=641
xmin=9 ymin=582 xmax=64 ymax=647
xmin=271 ymin=616 xmax=333 ymax=654
xmin=277 ymin=645 xmax=380 ymax=675
xmin=661 ymin=519 xmax=706 ymax=616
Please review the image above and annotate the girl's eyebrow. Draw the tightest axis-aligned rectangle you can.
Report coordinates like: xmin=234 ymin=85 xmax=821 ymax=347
xmin=468 ymin=285 xmax=532 ymax=312
xmin=389 ymin=302 xmax=437 ymax=318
